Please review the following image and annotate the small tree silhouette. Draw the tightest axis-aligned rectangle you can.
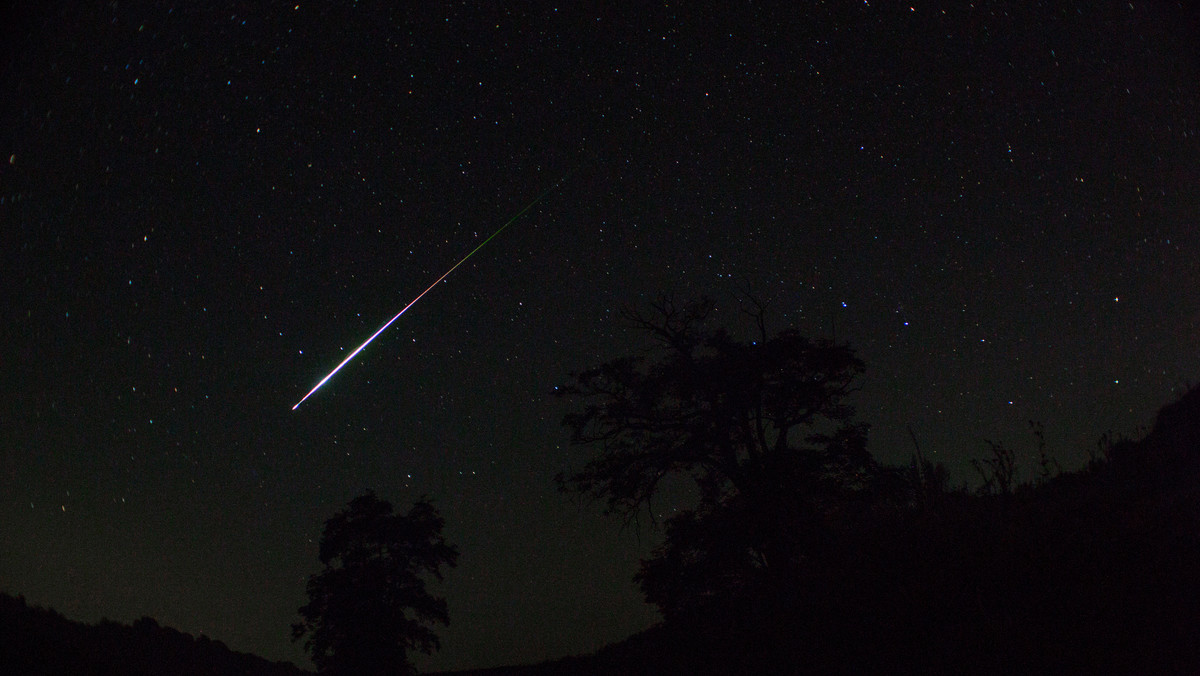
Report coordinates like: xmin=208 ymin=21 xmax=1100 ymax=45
xmin=293 ymin=492 xmax=458 ymax=676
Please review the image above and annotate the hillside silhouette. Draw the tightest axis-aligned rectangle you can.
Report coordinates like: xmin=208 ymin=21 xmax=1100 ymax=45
xmin=0 ymin=594 xmax=310 ymax=676
xmin=445 ymin=385 xmax=1200 ymax=675
xmin=5 ymin=386 xmax=1200 ymax=675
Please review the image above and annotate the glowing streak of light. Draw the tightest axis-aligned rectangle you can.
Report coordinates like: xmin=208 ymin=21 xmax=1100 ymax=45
xmin=292 ymin=180 xmax=563 ymax=410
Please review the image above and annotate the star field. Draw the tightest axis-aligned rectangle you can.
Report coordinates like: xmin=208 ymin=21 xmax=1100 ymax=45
xmin=2 ymin=1 xmax=1199 ymax=671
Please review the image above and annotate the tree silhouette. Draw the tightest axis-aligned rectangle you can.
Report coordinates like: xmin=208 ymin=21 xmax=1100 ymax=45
xmin=293 ymin=492 xmax=458 ymax=676
xmin=557 ymin=297 xmax=876 ymax=616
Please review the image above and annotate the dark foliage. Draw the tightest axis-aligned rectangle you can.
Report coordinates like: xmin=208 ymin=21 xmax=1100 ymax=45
xmin=557 ymin=296 xmax=878 ymax=618
xmin=294 ymin=492 xmax=458 ymax=676
xmin=549 ymin=300 xmax=1200 ymax=674
xmin=0 ymin=593 xmax=309 ymax=676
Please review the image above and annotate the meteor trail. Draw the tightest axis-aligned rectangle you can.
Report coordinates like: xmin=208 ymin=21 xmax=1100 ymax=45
xmin=292 ymin=178 xmax=565 ymax=410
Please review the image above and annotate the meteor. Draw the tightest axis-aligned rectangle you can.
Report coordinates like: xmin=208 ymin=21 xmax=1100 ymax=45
xmin=292 ymin=178 xmax=565 ymax=410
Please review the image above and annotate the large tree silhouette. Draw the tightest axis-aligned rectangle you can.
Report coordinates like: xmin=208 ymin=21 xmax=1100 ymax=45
xmin=558 ymin=297 xmax=876 ymax=616
xmin=294 ymin=492 xmax=458 ymax=676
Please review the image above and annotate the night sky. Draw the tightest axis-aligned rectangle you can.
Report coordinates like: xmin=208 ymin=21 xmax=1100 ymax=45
xmin=2 ymin=1 xmax=1198 ymax=671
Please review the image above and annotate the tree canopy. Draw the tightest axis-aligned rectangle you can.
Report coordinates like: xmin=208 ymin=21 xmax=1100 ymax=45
xmin=294 ymin=492 xmax=458 ymax=676
xmin=558 ymin=297 xmax=878 ymax=616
